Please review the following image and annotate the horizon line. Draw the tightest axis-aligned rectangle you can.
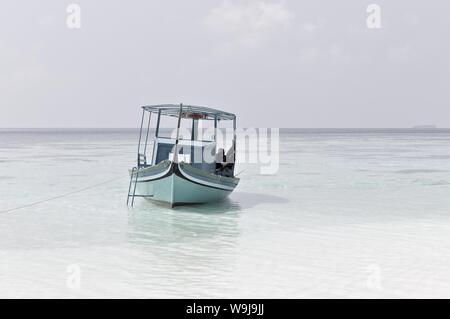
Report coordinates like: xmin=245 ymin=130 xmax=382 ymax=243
xmin=0 ymin=127 xmax=447 ymax=130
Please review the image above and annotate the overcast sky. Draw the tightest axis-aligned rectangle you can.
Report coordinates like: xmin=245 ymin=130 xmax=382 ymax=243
xmin=1 ymin=0 xmax=449 ymax=128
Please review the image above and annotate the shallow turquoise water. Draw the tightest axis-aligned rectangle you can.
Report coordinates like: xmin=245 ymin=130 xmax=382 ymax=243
xmin=1 ymin=129 xmax=450 ymax=298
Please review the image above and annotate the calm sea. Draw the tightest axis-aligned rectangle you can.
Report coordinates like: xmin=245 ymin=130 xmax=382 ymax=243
xmin=1 ymin=128 xmax=450 ymax=298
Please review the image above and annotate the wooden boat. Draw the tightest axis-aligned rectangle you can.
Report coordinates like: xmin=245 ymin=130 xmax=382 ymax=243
xmin=127 ymin=104 xmax=239 ymax=207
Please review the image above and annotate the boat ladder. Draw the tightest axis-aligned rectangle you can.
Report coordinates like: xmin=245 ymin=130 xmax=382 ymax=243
xmin=127 ymin=107 xmax=151 ymax=207
xmin=127 ymin=167 xmax=139 ymax=207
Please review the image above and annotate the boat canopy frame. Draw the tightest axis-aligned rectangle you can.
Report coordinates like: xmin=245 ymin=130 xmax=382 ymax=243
xmin=142 ymin=104 xmax=236 ymax=121
xmin=135 ymin=103 xmax=237 ymax=168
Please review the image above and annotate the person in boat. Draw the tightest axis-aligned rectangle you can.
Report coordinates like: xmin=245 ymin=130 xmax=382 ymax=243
xmin=215 ymin=146 xmax=235 ymax=177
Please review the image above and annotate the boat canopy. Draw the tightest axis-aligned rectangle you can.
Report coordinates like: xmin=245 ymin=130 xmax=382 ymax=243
xmin=142 ymin=104 xmax=236 ymax=121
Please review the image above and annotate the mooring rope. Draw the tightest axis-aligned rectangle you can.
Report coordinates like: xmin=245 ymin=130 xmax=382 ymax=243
xmin=0 ymin=176 xmax=126 ymax=215
xmin=235 ymin=169 xmax=246 ymax=177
